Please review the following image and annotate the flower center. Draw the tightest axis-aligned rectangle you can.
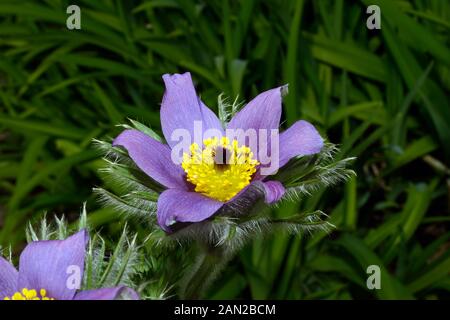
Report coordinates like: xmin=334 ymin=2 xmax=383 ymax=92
xmin=181 ymin=137 xmax=259 ymax=202
xmin=3 ymin=288 xmax=54 ymax=300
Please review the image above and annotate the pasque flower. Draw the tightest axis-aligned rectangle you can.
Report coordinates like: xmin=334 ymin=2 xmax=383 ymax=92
xmin=0 ymin=229 xmax=138 ymax=300
xmin=113 ymin=72 xmax=323 ymax=232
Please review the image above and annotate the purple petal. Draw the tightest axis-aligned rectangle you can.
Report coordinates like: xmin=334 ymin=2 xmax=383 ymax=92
xmin=18 ymin=229 xmax=88 ymax=300
xmin=74 ymin=286 xmax=139 ymax=300
xmin=157 ymin=189 xmax=223 ymax=232
xmin=259 ymin=120 xmax=323 ymax=176
xmin=200 ymin=100 xmax=225 ymax=140
xmin=222 ymin=181 xmax=266 ymax=215
xmin=278 ymin=120 xmax=323 ymax=167
xmin=160 ymin=72 xmax=223 ymax=148
xmin=226 ymin=87 xmax=282 ymax=152
xmin=113 ymin=129 xmax=188 ymax=190
xmin=0 ymin=256 xmax=18 ymax=299
xmin=261 ymin=181 xmax=286 ymax=204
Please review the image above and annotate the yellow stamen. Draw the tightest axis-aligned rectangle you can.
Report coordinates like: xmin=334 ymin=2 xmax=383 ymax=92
xmin=3 ymin=288 xmax=55 ymax=300
xmin=182 ymin=137 xmax=259 ymax=201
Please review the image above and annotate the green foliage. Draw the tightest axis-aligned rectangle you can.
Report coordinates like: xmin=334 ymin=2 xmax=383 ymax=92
xmin=0 ymin=0 xmax=449 ymax=299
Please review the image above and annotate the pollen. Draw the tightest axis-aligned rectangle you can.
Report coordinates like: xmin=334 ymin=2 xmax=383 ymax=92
xmin=181 ymin=137 xmax=259 ymax=202
xmin=3 ymin=288 xmax=54 ymax=300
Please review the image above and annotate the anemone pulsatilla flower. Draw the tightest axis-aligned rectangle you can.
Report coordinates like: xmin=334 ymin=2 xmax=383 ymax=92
xmin=0 ymin=229 xmax=138 ymax=300
xmin=114 ymin=72 xmax=323 ymax=232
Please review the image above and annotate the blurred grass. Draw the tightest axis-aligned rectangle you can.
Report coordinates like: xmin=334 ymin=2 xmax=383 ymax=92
xmin=0 ymin=0 xmax=449 ymax=299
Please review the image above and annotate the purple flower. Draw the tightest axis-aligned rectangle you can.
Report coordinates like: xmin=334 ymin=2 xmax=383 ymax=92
xmin=0 ymin=229 xmax=139 ymax=300
xmin=113 ymin=72 xmax=323 ymax=232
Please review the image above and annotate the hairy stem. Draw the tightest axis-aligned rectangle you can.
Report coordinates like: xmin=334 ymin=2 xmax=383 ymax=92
xmin=179 ymin=243 xmax=229 ymax=299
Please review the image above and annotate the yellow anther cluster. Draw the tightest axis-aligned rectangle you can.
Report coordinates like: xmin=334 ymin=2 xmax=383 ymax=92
xmin=3 ymin=288 xmax=54 ymax=300
xmin=182 ymin=137 xmax=259 ymax=202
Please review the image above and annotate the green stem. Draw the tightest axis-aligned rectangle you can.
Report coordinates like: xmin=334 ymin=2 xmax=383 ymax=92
xmin=180 ymin=243 xmax=229 ymax=299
